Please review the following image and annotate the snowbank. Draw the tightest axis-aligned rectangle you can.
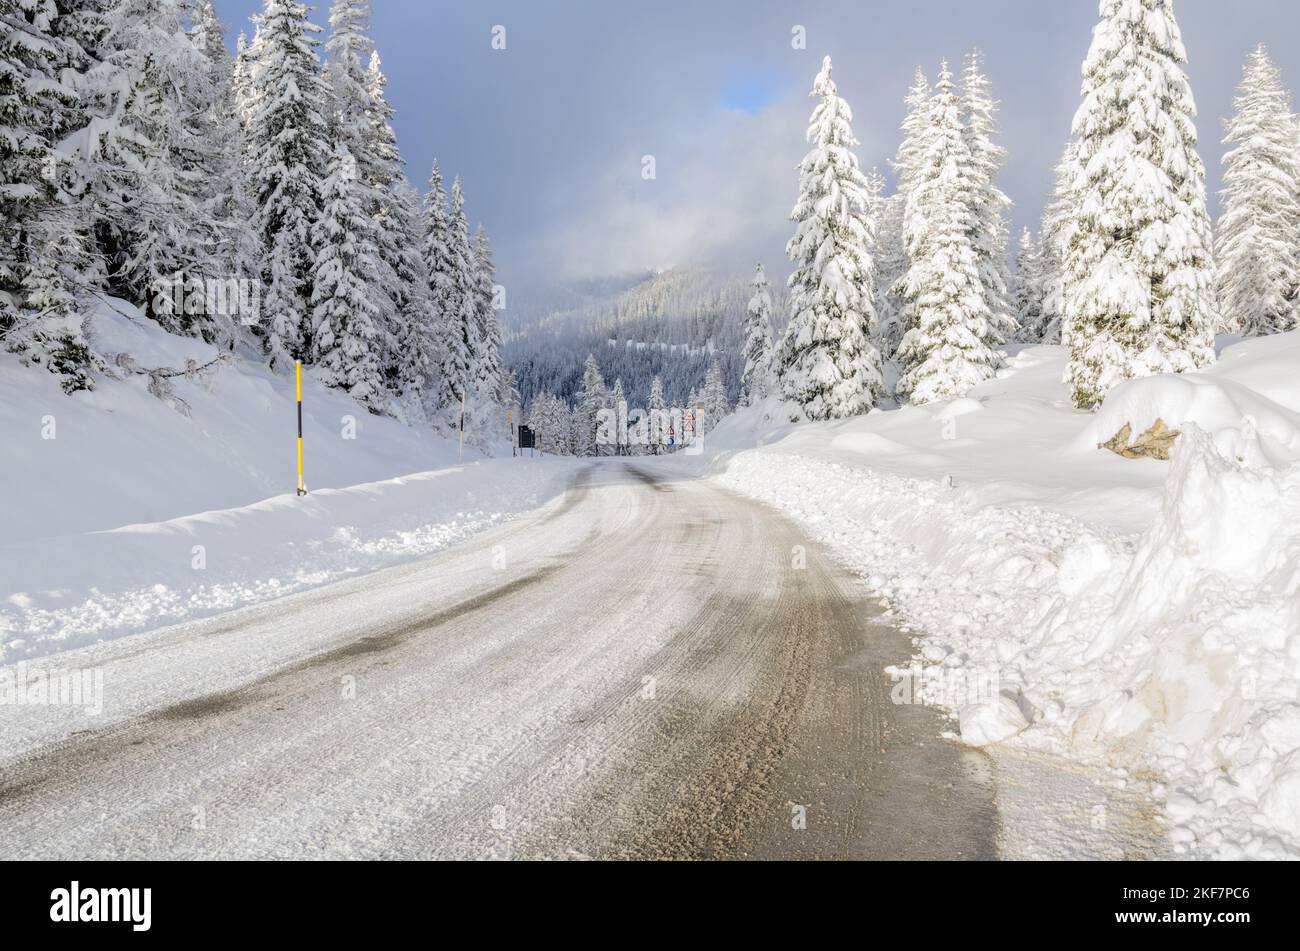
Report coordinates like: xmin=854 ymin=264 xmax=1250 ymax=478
xmin=710 ymin=333 xmax=1300 ymax=858
xmin=0 ymin=459 xmax=579 ymax=662
xmin=0 ymin=300 xmax=481 ymax=543
xmin=1 ymin=300 xmax=575 ymax=662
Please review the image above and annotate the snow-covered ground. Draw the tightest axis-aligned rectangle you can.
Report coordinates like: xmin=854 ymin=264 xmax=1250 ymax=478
xmin=696 ymin=332 xmax=1300 ymax=860
xmin=0 ymin=303 xmax=578 ymax=661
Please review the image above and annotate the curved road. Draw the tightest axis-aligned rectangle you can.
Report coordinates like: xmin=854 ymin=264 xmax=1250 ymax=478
xmin=0 ymin=463 xmax=996 ymax=859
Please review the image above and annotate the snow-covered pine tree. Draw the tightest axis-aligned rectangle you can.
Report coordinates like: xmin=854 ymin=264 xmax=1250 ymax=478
xmin=232 ymin=27 xmax=258 ymax=127
xmin=1215 ymin=45 xmax=1300 ymax=336
xmin=574 ymin=352 xmax=607 ymax=456
xmin=82 ymin=0 xmax=213 ymax=326
xmin=362 ymin=50 xmax=413 ymax=387
xmin=895 ymin=62 xmax=998 ymax=405
xmin=420 ymin=160 xmax=467 ymax=413
xmin=471 ymin=224 xmax=503 ymax=404
xmin=959 ymin=50 xmax=1016 ymax=349
xmin=777 ymin=55 xmax=884 ymax=421
xmin=310 ymin=143 xmax=384 ymax=412
xmin=740 ymin=263 xmax=775 ymax=405
xmin=881 ymin=68 xmax=932 ymax=361
xmin=609 ymin=377 xmax=627 ymax=454
xmin=0 ymin=0 xmax=97 ymax=390
xmin=647 ymin=373 xmax=667 ymax=454
xmin=1012 ymin=228 xmax=1046 ymax=342
xmin=1035 ymin=141 xmax=1080 ymax=347
xmin=389 ymin=174 xmax=438 ymax=419
xmin=700 ymin=358 xmax=729 ymax=435
xmin=188 ymin=0 xmax=261 ymax=349
xmin=245 ymin=0 xmax=331 ymax=370
xmin=1064 ymin=0 xmax=1216 ymax=409
xmin=444 ymin=177 xmax=479 ymax=416
xmin=893 ymin=67 xmax=932 ymax=202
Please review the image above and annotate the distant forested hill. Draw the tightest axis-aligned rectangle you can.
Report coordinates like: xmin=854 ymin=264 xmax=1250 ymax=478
xmin=505 ymin=268 xmax=787 ymax=409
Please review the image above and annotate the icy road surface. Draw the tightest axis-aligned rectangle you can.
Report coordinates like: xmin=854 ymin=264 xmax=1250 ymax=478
xmin=0 ymin=463 xmax=999 ymax=859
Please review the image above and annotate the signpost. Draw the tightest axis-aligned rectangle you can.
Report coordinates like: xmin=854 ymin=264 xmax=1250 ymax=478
xmin=518 ymin=425 xmax=536 ymax=457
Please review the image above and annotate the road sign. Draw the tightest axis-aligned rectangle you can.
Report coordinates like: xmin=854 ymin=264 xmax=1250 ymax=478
xmin=518 ymin=425 xmax=536 ymax=450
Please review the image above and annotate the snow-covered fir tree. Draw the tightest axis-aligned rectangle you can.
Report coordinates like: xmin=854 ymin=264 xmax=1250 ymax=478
xmin=245 ymin=0 xmax=331 ymax=370
xmin=444 ymin=177 xmax=479 ymax=414
xmin=471 ymin=224 xmax=504 ymax=404
xmin=609 ymin=377 xmax=628 ymax=454
xmin=0 ymin=0 xmax=97 ymax=390
xmin=574 ymin=352 xmax=607 ymax=456
xmin=1013 ymin=228 xmax=1047 ymax=342
xmin=1215 ymin=45 xmax=1300 ymax=336
xmin=189 ymin=0 xmax=261 ymax=348
xmin=699 ymin=359 xmax=729 ymax=435
xmin=310 ymin=143 xmax=384 ymax=411
xmin=959 ymin=50 xmax=1016 ymax=349
xmin=880 ymin=68 xmax=933 ymax=361
xmin=1064 ymin=0 xmax=1216 ymax=409
xmin=777 ymin=55 xmax=884 ymax=421
xmin=1037 ymin=140 xmax=1081 ymax=346
xmin=420 ymin=160 xmax=467 ymax=412
xmin=740 ymin=264 xmax=775 ymax=405
xmin=647 ymin=373 xmax=667 ymax=454
xmin=389 ymin=174 xmax=439 ymax=419
xmin=895 ymin=62 xmax=998 ymax=405
xmin=84 ymin=0 xmax=214 ymax=325
xmin=893 ymin=67 xmax=932 ymax=203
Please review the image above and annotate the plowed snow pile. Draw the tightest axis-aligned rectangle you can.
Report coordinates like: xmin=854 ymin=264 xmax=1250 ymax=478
xmin=711 ymin=332 xmax=1300 ymax=858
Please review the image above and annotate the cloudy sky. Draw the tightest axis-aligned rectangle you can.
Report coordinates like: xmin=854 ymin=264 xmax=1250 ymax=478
xmin=215 ymin=0 xmax=1300 ymax=298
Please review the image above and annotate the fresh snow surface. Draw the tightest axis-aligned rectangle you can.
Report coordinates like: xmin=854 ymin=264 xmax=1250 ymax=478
xmin=699 ymin=333 xmax=1300 ymax=860
xmin=1 ymin=302 xmax=577 ymax=661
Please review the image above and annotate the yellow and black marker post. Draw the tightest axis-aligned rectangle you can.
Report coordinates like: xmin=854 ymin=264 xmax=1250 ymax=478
xmin=296 ymin=360 xmax=307 ymax=496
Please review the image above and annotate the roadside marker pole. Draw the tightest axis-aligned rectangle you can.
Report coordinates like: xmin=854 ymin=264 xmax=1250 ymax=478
xmin=509 ymin=406 xmax=515 ymax=457
xmin=296 ymin=360 xmax=307 ymax=496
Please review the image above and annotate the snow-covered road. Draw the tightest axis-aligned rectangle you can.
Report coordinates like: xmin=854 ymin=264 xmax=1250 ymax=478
xmin=0 ymin=462 xmax=1000 ymax=859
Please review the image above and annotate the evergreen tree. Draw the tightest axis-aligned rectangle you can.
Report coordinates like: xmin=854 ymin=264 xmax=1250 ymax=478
xmin=609 ymin=377 xmax=627 ymax=454
xmin=471 ymin=224 xmax=503 ymax=403
xmin=1038 ymin=140 xmax=1081 ymax=346
xmin=960 ymin=50 xmax=1016 ymax=348
xmin=700 ymin=358 xmax=729 ymax=434
xmin=189 ymin=0 xmax=260 ymax=348
xmin=740 ymin=264 xmax=775 ymax=405
xmin=1215 ymin=45 xmax=1300 ymax=336
xmin=0 ymin=0 xmax=97 ymax=390
xmin=310 ymin=143 xmax=384 ymax=411
xmin=647 ymin=373 xmax=667 ymax=454
xmin=389 ymin=174 xmax=438 ymax=418
xmin=777 ymin=55 xmax=884 ymax=421
xmin=896 ymin=62 xmax=998 ymax=405
xmin=245 ymin=0 xmax=330 ymax=370
xmin=882 ymin=68 xmax=932 ymax=360
xmin=1013 ymin=228 xmax=1046 ymax=342
xmin=444 ymin=176 xmax=478 ymax=412
xmin=420 ymin=160 xmax=466 ymax=412
xmin=1064 ymin=0 xmax=1216 ymax=409
xmin=83 ymin=0 xmax=213 ymax=324
xmin=892 ymin=67 xmax=932 ymax=202
xmin=574 ymin=352 xmax=607 ymax=456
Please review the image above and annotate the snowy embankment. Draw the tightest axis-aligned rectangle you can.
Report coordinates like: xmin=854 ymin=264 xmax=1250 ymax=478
xmin=1 ymin=302 xmax=577 ymax=661
xmin=708 ymin=333 xmax=1300 ymax=859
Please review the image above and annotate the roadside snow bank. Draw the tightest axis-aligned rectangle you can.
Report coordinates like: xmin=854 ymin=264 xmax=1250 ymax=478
xmin=0 ymin=300 xmax=479 ymax=543
xmin=717 ymin=425 xmax=1300 ymax=858
xmin=0 ymin=459 xmax=580 ymax=663
xmin=1084 ymin=372 xmax=1300 ymax=467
